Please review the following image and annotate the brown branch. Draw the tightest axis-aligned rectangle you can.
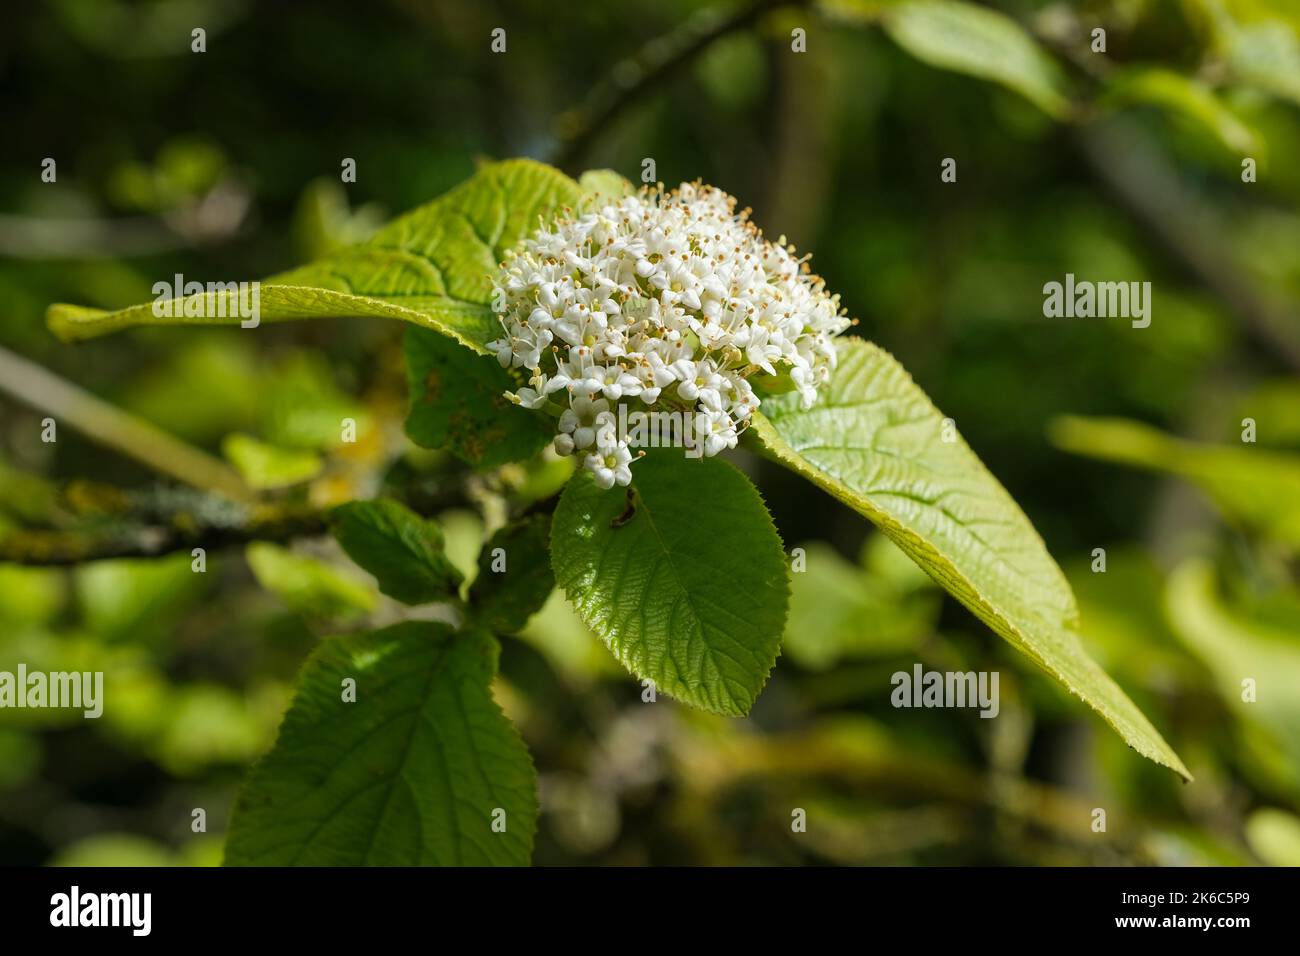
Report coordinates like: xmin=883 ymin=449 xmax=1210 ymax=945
xmin=0 ymin=474 xmax=479 ymax=566
xmin=0 ymin=483 xmax=327 ymax=566
xmin=0 ymin=512 xmax=329 ymax=566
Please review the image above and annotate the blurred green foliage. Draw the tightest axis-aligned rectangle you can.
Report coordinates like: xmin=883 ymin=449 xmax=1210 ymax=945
xmin=1 ymin=0 xmax=1298 ymax=865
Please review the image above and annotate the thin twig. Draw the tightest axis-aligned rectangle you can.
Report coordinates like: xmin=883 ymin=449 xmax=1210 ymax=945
xmin=549 ymin=0 xmax=806 ymax=172
xmin=0 ymin=344 xmax=255 ymax=502
xmin=1028 ymin=17 xmax=1300 ymax=371
xmin=1075 ymin=120 xmax=1300 ymax=371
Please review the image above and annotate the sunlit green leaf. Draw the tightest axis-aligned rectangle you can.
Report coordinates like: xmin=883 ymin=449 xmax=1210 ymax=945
xmin=818 ymin=0 xmax=904 ymax=23
xmin=1202 ymin=0 xmax=1300 ymax=104
xmin=331 ymin=498 xmax=462 ymax=605
xmin=752 ymin=338 xmax=1188 ymax=778
xmin=51 ymin=835 xmax=178 ymax=868
xmin=245 ymin=542 xmax=376 ymax=622
xmin=404 ymin=326 xmax=552 ymax=468
xmin=0 ymin=565 xmax=65 ymax=626
xmin=221 ymin=433 xmax=323 ymax=490
xmin=1166 ymin=559 xmax=1300 ymax=791
xmin=1246 ymin=807 xmax=1300 ymax=866
xmin=47 ymin=159 xmax=582 ymax=353
xmin=783 ymin=540 xmax=938 ymax=670
xmin=75 ymin=552 xmax=206 ymax=643
xmin=1102 ymin=66 xmax=1261 ymax=156
xmin=470 ymin=513 xmax=555 ymax=634
xmin=882 ymin=1 xmax=1072 ymax=118
xmin=225 ymin=622 xmax=536 ymax=865
xmin=577 ymin=169 xmax=637 ymax=205
xmin=1051 ymin=414 xmax=1300 ymax=547
xmin=551 ymin=452 xmax=789 ymax=716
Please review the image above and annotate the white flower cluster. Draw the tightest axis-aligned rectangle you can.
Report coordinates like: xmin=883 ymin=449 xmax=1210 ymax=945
xmin=489 ymin=182 xmax=851 ymax=488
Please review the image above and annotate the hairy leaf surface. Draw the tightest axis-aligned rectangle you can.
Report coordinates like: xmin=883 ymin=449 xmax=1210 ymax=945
xmin=225 ymin=622 xmax=536 ymax=865
xmin=551 ymin=453 xmax=789 ymax=716
xmin=48 ymin=159 xmax=581 ymax=353
xmin=751 ymin=338 xmax=1189 ymax=778
xmin=331 ymin=498 xmax=463 ymax=605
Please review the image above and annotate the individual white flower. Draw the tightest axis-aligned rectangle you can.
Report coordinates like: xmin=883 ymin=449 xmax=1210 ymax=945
xmin=592 ymin=409 xmax=619 ymax=451
xmin=588 ymin=365 xmax=643 ymax=401
xmin=643 ymin=351 xmax=680 ymax=389
xmin=789 ymin=364 xmax=818 ymax=408
xmin=584 ymin=442 xmax=633 ymax=490
xmin=553 ymin=308 xmax=607 ymax=349
xmin=502 ymin=325 xmax=552 ymax=370
xmin=490 ymin=180 xmax=852 ymax=482
xmin=734 ymin=324 xmax=782 ymax=376
xmin=673 ymin=358 xmax=727 ymax=412
xmin=699 ymin=407 xmax=739 ymax=457
xmin=511 ymin=386 xmax=547 ymax=410
xmin=558 ymin=395 xmax=610 ymax=451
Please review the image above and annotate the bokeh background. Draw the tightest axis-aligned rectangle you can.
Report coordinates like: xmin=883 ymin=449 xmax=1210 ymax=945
xmin=1 ymin=0 xmax=1298 ymax=866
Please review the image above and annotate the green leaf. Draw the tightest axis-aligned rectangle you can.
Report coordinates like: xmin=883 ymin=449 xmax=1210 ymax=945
xmin=259 ymin=352 xmax=368 ymax=450
xmin=221 ymin=433 xmax=323 ymax=490
xmin=245 ymin=542 xmax=376 ymax=622
xmin=330 ymin=498 xmax=462 ymax=605
xmin=404 ymin=326 xmax=552 ymax=468
xmin=51 ymin=835 xmax=178 ymax=868
xmin=1166 ymin=559 xmax=1300 ymax=791
xmin=754 ymin=339 xmax=1077 ymax=627
xmin=1203 ymin=1 xmax=1300 ymax=105
xmin=1050 ymin=415 xmax=1300 ymax=548
xmin=0 ymin=565 xmax=63 ymax=626
xmin=882 ymin=1 xmax=1072 ymax=118
xmin=75 ymin=553 xmax=207 ymax=644
xmin=1229 ymin=21 xmax=1300 ymax=104
xmin=1246 ymin=808 xmax=1300 ymax=867
xmin=551 ymin=453 xmax=789 ymax=716
xmin=470 ymin=513 xmax=555 ymax=633
xmin=750 ymin=338 xmax=1189 ymax=778
xmin=819 ymin=0 xmax=904 ymax=24
xmin=1102 ymin=66 xmax=1261 ymax=156
xmin=578 ymin=169 xmax=636 ymax=205
xmin=225 ymin=622 xmax=536 ymax=865
xmin=783 ymin=540 xmax=939 ymax=671
xmin=47 ymin=159 xmax=583 ymax=353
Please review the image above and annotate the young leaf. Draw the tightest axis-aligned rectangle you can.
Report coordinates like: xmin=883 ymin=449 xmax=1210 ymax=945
xmin=551 ymin=453 xmax=789 ymax=716
xmin=578 ymin=169 xmax=636 ymax=205
xmin=1102 ymin=67 xmax=1261 ymax=156
xmin=1050 ymin=414 xmax=1300 ymax=548
xmin=882 ymin=1 xmax=1072 ymax=119
xmin=1208 ymin=8 xmax=1300 ymax=106
xmin=404 ymin=326 xmax=552 ymax=468
xmin=470 ymin=513 xmax=555 ymax=634
xmin=750 ymin=338 xmax=1190 ymax=779
xmin=225 ymin=622 xmax=536 ymax=866
xmin=1166 ymin=559 xmax=1300 ymax=790
xmin=330 ymin=498 xmax=463 ymax=605
xmin=782 ymin=541 xmax=939 ymax=671
xmin=47 ymin=159 xmax=583 ymax=354
xmin=245 ymin=541 xmax=376 ymax=623
xmin=221 ymin=433 xmax=323 ymax=490
xmin=819 ymin=0 xmax=905 ymax=25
